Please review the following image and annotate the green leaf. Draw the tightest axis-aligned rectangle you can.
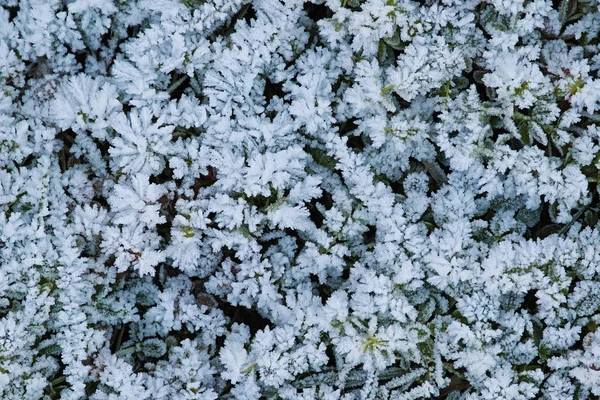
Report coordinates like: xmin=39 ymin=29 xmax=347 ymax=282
xmin=585 ymin=210 xmax=598 ymax=226
xmin=536 ymin=224 xmax=562 ymax=238
xmin=383 ymin=30 xmax=407 ymax=51
xmin=180 ymin=225 xmax=195 ymax=238
xmin=473 ymin=70 xmax=486 ymax=84
xmin=381 ymin=85 xmax=395 ymax=96
xmin=533 ymin=321 xmax=543 ymax=348
xmin=306 ymin=147 xmax=337 ymax=169
xmin=239 ymin=225 xmax=254 ymax=240
xmin=519 ymin=122 xmax=531 ymax=145
xmin=582 ymin=165 xmax=598 ymax=182
xmin=559 ymin=0 xmax=571 ymax=25
xmin=242 ymin=362 xmax=257 ymax=374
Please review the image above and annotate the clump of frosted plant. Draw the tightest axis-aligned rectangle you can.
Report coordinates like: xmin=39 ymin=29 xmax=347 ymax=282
xmin=3 ymin=0 xmax=600 ymax=398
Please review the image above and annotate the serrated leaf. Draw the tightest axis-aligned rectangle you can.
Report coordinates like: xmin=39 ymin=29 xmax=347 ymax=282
xmin=383 ymin=30 xmax=407 ymax=50
xmin=536 ymin=224 xmax=562 ymax=238
xmin=519 ymin=122 xmax=531 ymax=145
xmin=584 ymin=210 xmax=598 ymax=226
xmin=306 ymin=147 xmax=337 ymax=169
xmin=559 ymin=0 xmax=574 ymax=25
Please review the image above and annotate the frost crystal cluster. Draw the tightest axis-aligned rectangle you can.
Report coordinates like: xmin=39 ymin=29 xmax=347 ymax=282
xmin=3 ymin=0 xmax=600 ymax=398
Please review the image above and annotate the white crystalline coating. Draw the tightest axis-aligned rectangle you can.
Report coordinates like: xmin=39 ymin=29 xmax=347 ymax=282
xmin=2 ymin=0 xmax=600 ymax=398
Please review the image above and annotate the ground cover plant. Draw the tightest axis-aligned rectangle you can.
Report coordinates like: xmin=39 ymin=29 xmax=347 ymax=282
xmin=2 ymin=0 xmax=600 ymax=398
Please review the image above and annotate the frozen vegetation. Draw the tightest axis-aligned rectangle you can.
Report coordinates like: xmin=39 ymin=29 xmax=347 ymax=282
xmin=2 ymin=0 xmax=600 ymax=398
